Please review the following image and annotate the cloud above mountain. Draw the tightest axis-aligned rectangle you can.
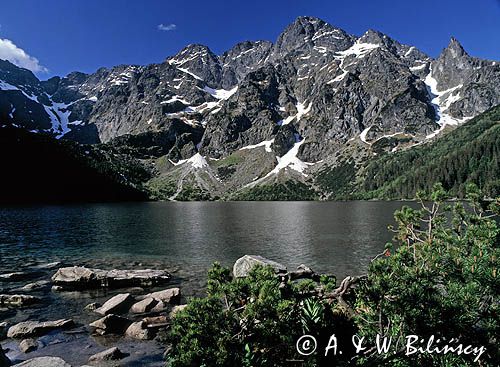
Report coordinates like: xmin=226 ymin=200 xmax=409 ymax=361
xmin=158 ymin=23 xmax=177 ymax=31
xmin=0 ymin=38 xmax=47 ymax=73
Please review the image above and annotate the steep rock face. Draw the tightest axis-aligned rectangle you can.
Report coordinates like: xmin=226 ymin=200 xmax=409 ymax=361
xmin=430 ymin=38 xmax=500 ymax=120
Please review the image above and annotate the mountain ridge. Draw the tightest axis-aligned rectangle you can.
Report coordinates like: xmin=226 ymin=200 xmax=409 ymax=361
xmin=1 ymin=16 xmax=499 ymax=201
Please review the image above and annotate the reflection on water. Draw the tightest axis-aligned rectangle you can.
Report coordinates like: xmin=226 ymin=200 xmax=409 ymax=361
xmin=0 ymin=201 xmax=412 ymax=279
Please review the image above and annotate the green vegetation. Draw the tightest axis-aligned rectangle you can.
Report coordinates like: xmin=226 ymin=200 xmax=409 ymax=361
xmin=166 ymin=184 xmax=499 ymax=366
xmin=176 ymin=185 xmax=215 ymax=201
xmin=358 ymin=105 xmax=500 ymax=199
xmin=147 ymin=177 xmax=178 ymax=200
xmin=315 ymin=161 xmax=357 ymax=199
xmin=232 ymin=180 xmax=319 ymax=201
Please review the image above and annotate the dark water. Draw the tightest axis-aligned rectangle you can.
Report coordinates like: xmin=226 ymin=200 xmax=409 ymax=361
xmin=0 ymin=201 xmax=409 ymax=279
xmin=0 ymin=201 xmax=411 ymax=365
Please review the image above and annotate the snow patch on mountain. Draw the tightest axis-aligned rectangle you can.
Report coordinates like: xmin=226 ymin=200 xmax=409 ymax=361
xmin=424 ymin=69 xmax=470 ymax=139
xmin=240 ymin=139 xmax=274 ymax=153
xmin=202 ymin=86 xmax=238 ymax=100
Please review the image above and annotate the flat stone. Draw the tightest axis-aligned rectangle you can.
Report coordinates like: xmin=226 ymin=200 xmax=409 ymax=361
xmin=233 ymin=255 xmax=287 ymax=277
xmin=95 ymin=293 xmax=134 ymax=316
xmin=7 ymin=319 xmax=74 ymax=339
xmin=142 ymin=316 xmax=169 ymax=329
xmin=138 ymin=288 xmax=180 ymax=304
xmin=130 ymin=297 xmax=158 ymax=314
xmin=89 ymin=314 xmax=131 ymax=335
xmin=88 ymin=347 xmax=128 ymax=363
xmin=52 ymin=266 xmax=171 ymax=290
xmin=125 ymin=321 xmax=153 ymax=340
xmin=12 ymin=356 xmax=71 ymax=366
xmin=19 ymin=339 xmax=38 ymax=353
xmin=0 ymin=295 xmax=41 ymax=307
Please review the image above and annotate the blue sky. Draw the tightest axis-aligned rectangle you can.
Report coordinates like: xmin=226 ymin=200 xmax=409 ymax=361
xmin=1 ymin=0 xmax=499 ymax=79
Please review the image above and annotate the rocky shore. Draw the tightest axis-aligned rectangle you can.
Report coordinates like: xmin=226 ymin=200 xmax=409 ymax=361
xmin=0 ymin=255 xmax=297 ymax=366
xmin=0 ymin=262 xmax=184 ymax=366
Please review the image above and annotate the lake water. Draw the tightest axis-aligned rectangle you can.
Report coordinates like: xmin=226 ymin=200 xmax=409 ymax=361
xmin=0 ymin=201 xmax=411 ymax=280
xmin=0 ymin=201 xmax=412 ymax=365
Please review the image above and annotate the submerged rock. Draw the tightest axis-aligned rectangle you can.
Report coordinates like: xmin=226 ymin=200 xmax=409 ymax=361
xmin=19 ymin=281 xmax=51 ymax=291
xmin=19 ymin=339 xmax=38 ymax=353
xmin=95 ymin=293 xmax=134 ymax=316
xmin=0 ymin=295 xmax=41 ymax=307
xmin=233 ymin=255 xmax=287 ymax=277
xmin=12 ymin=356 xmax=71 ymax=366
xmin=89 ymin=314 xmax=131 ymax=335
xmin=52 ymin=266 xmax=171 ymax=290
xmin=7 ymin=319 xmax=74 ymax=339
xmin=88 ymin=347 xmax=128 ymax=363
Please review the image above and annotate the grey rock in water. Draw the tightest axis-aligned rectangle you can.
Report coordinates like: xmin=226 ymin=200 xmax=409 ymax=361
xmin=233 ymin=255 xmax=287 ymax=277
xmin=18 ymin=339 xmax=38 ymax=354
xmin=89 ymin=314 xmax=131 ymax=335
xmin=7 ymin=319 xmax=74 ymax=339
xmin=12 ymin=357 xmax=71 ymax=366
xmin=0 ymin=295 xmax=41 ymax=307
xmin=88 ymin=347 xmax=128 ymax=364
xmin=51 ymin=266 xmax=171 ymax=290
xmin=125 ymin=321 xmax=153 ymax=340
xmin=130 ymin=297 xmax=158 ymax=314
xmin=94 ymin=293 xmax=134 ymax=316
xmin=137 ymin=288 xmax=181 ymax=305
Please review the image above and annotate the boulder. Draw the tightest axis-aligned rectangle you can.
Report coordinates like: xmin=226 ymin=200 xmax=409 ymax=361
xmin=12 ymin=357 xmax=71 ymax=366
xmin=233 ymin=255 xmax=287 ymax=277
xmin=130 ymin=297 xmax=158 ymax=314
xmin=19 ymin=339 xmax=38 ymax=353
xmin=7 ymin=319 xmax=74 ymax=339
xmin=52 ymin=267 xmax=171 ymax=290
xmin=88 ymin=347 xmax=128 ymax=363
xmin=89 ymin=315 xmax=131 ymax=335
xmin=138 ymin=288 xmax=180 ymax=305
xmin=125 ymin=321 xmax=153 ymax=340
xmin=95 ymin=293 xmax=134 ymax=316
xmin=0 ymin=295 xmax=41 ymax=307
xmin=0 ymin=344 xmax=10 ymax=367
xmin=150 ymin=300 xmax=167 ymax=313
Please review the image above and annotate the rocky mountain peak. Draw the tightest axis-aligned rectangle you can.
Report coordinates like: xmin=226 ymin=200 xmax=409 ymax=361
xmin=442 ymin=37 xmax=468 ymax=59
xmin=273 ymin=16 xmax=354 ymax=58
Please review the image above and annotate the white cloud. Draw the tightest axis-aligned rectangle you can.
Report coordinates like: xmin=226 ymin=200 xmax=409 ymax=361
xmin=158 ymin=23 xmax=177 ymax=31
xmin=0 ymin=38 xmax=47 ymax=73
